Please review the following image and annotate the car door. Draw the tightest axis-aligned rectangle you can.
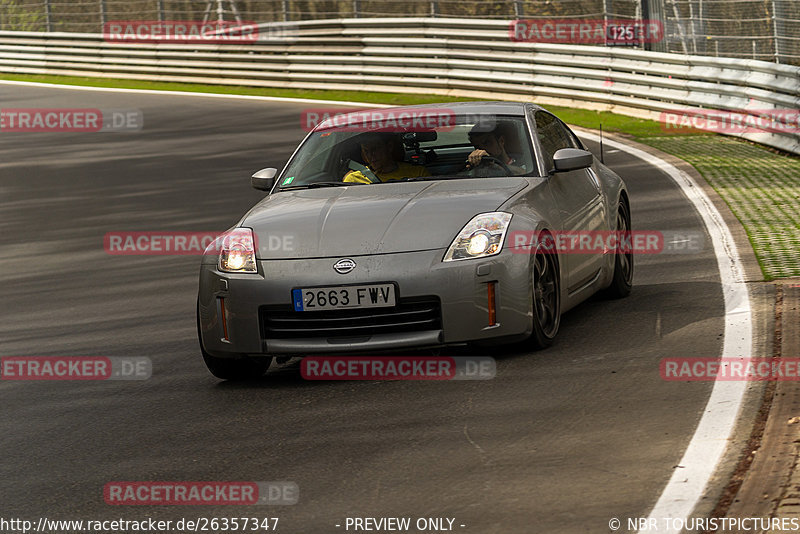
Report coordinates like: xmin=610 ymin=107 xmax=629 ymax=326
xmin=533 ymin=111 xmax=607 ymax=294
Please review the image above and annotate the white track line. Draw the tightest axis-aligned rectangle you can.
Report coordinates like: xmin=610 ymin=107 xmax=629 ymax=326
xmin=581 ymin=132 xmax=753 ymax=533
xmin=1 ymin=79 xmax=753 ymax=530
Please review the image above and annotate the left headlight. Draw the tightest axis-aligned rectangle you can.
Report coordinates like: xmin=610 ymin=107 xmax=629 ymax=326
xmin=216 ymin=227 xmax=257 ymax=273
xmin=443 ymin=212 xmax=513 ymax=262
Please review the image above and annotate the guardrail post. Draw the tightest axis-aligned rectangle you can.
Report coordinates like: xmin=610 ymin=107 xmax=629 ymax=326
xmin=430 ymin=1 xmax=438 ymax=17
xmin=157 ymin=0 xmax=165 ymax=23
xmin=283 ymin=0 xmax=290 ymax=21
xmin=99 ymin=0 xmax=107 ymax=27
xmin=696 ymin=0 xmax=706 ymax=54
xmin=641 ymin=0 xmax=667 ymax=53
xmin=772 ymin=0 xmax=784 ymax=63
xmin=45 ymin=0 xmax=52 ymax=32
xmin=513 ymin=0 xmax=522 ymax=18
xmin=353 ymin=0 xmax=360 ymax=18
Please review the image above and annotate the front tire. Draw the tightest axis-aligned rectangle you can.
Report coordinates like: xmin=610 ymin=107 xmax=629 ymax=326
xmin=529 ymin=235 xmax=561 ymax=349
xmin=197 ymin=301 xmax=272 ymax=380
xmin=603 ymin=200 xmax=633 ymax=299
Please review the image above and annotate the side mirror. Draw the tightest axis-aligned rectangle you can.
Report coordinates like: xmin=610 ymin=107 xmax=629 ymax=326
xmin=251 ymin=168 xmax=278 ymax=191
xmin=552 ymin=148 xmax=593 ymax=172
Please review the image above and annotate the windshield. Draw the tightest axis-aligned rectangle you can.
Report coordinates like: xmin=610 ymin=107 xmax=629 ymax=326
xmin=277 ymin=113 xmax=538 ymax=189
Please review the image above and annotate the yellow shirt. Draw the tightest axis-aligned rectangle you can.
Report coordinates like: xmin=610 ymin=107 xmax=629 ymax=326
xmin=344 ymin=162 xmax=430 ymax=184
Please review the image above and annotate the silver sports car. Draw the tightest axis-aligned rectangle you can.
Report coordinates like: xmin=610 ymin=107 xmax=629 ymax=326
xmin=197 ymin=102 xmax=631 ymax=379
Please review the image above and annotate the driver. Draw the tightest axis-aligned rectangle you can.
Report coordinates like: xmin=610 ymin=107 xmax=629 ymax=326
xmin=343 ymin=132 xmax=430 ymax=184
xmin=466 ymin=124 xmax=525 ymax=175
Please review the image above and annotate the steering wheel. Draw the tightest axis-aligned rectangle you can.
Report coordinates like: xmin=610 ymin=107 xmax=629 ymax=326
xmin=466 ymin=155 xmax=513 ymax=177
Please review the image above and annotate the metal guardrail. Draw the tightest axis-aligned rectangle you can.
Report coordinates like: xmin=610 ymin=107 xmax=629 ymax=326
xmin=0 ymin=17 xmax=798 ymax=154
xmin=4 ymin=0 xmax=800 ymax=65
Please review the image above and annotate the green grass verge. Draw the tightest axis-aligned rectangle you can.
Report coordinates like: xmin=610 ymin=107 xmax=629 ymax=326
xmin=3 ymin=73 xmax=798 ymax=280
xmin=640 ymin=136 xmax=800 ymax=281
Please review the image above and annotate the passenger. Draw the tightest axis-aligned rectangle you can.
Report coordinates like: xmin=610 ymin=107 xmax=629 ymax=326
xmin=343 ymin=132 xmax=430 ymax=184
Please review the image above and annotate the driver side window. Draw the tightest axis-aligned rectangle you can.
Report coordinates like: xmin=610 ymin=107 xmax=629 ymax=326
xmin=535 ymin=111 xmax=578 ymax=173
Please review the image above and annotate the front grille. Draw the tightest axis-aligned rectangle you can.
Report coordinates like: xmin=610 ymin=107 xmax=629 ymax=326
xmin=260 ymin=296 xmax=442 ymax=339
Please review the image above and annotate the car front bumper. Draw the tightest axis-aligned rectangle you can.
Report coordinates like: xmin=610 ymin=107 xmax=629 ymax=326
xmin=198 ymin=248 xmax=533 ymax=357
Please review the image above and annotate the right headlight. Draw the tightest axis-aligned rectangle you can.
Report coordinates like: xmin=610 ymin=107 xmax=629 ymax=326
xmin=443 ymin=212 xmax=512 ymax=262
xmin=215 ymin=228 xmax=257 ymax=273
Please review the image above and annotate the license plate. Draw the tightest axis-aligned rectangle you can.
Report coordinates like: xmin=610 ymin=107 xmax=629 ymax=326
xmin=292 ymin=284 xmax=396 ymax=312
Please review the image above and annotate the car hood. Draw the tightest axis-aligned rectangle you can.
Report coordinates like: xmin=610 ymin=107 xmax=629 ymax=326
xmin=243 ymin=178 xmax=528 ymax=258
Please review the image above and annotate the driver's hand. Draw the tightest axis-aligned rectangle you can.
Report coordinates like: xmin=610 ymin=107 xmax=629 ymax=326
xmin=467 ymin=149 xmax=490 ymax=168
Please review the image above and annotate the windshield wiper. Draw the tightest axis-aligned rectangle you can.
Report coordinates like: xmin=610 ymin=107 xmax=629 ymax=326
xmin=280 ymin=181 xmax=363 ymax=190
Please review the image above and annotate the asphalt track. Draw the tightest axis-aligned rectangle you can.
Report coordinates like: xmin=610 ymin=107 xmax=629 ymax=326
xmin=0 ymin=84 xmax=741 ymax=533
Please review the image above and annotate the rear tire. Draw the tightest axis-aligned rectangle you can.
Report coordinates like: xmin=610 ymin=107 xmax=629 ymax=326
xmin=603 ymin=200 xmax=633 ymax=299
xmin=197 ymin=301 xmax=272 ymax=380
xmin=529 ymin=235 xmax=561 ymax=349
